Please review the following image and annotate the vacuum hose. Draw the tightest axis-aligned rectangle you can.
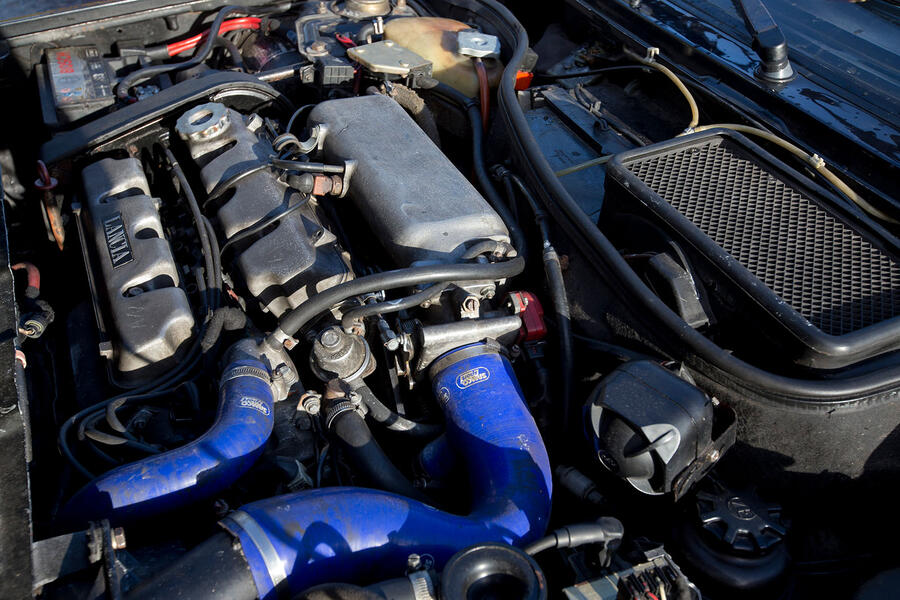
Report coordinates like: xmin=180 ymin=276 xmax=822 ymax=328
xmin=129 ymin=343 xmax=551 ymax=600
xmin=63 ymin=342 xmax=276 ymax=524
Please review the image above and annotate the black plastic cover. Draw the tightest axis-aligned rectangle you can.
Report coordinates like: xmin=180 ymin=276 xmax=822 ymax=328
xmin=586 ymin=361 xmax=732 ymax=499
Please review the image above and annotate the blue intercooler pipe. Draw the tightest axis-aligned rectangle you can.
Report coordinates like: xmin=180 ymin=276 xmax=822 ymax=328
xmin=63 ymin=348 xmax=275 ymax=525
xmin=130 ymin=343 xmax=552 ymax=600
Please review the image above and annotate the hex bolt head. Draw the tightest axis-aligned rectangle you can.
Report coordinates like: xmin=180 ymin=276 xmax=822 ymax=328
xmin=407 ymin=553 xmax=422 ymax=570
xmin=319 ymin=328 xmax=342 ymax=349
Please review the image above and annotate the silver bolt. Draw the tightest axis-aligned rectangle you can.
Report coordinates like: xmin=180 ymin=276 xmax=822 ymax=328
xmin=300 ymin=392 xmax=322 ymax=416
xmin=407 ymin=553 xmax=422 ymax=570
xmin=320 ymin=328 xmax=341 ymax=349
xmin=111 ymin=527 xmax=127 ymax=550
xmin=710 ymin=449 xmax=721 ymax=461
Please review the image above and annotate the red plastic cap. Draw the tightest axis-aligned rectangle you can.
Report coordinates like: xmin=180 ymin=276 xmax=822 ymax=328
xmin=515 ymin=71 xmax=534 ymax=91
xmin=509 ymin=291 xmax=547 ymax=342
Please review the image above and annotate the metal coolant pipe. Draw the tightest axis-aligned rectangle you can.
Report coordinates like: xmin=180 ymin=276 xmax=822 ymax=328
xmin=129 ymin=343 xmax=552 ymax=600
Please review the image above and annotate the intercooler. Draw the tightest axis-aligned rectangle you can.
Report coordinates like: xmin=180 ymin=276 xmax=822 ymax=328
xmin=604 ymin=130 xmax=900 ymax=369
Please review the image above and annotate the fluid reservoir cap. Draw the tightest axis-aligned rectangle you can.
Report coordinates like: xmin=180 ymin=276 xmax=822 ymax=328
xmin=695 ymin=479 xmax=786 ymax=555
xmin=457 ymin=29 xmax=500 ymax=59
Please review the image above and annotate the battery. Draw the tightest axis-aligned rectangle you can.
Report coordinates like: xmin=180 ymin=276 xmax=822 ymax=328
xmin=39 ymin=46 xmax=116 ymax=127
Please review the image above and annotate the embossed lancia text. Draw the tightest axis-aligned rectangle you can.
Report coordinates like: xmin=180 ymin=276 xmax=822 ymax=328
xmin=103 ymin=213 xmax=134 ymax=268
xmin=456 ymin=367 xmax=490 ymax=389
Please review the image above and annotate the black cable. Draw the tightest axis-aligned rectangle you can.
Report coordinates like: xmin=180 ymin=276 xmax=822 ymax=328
xmin=340 ymin=282 xmax=447 ymax=329
xmin=60 ymin=334 xmax=205 ymax=479
xmin=59 ymin=389 xmax=177 ymax=479
xmin=286 ymin=104 xmax=316 ymax=134
xmin=270 ymin=256 xmax=525 ymax=342
xmin=219 ymin=195 xmax=310 ymax=259
xmin=203 ymin=216 xmax=223 ymax=310
xmin=532 ymin=65 xmax=654 ymax=81
xmin=203 ymin=162 xmax=270 ymax=209
xmin=165 ymin=148 xmax=218 ymax=312
xmin=116 ymin=6 xmax=250 ymax=99
xmin=81 ymin=413 xmax=161 ymax=454
xmin=421 ymin=79 xmax=528 ymax=263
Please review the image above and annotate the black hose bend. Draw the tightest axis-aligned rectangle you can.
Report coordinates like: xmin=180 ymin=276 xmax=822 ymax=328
xmin=327 ymin=400 xmax=431 ymax=503
xmin=269 ymin=256 xmax=525 ymax=343
xmin=356 ymin=384 xmax=443 ymax=439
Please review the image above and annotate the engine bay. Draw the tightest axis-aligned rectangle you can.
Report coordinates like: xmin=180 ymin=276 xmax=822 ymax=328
xmin=0 ymin=0 xmax=898 ymax=599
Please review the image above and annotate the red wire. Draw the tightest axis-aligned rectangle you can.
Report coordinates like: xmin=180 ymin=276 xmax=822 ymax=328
xmin=166 ymin=18 xmax=262 ymax=57
xmin=647 ymin=593 xmax=660 ymax=600
xmin=474 ymin=58 xmax=490 ymax=131
xmin=11 ymin=262 xmax=40 ymax=291
xmin=334 ymin=32 xmax=357 ymax=48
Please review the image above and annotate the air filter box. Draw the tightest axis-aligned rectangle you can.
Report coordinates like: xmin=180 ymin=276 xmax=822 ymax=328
xmin=603 ymin=129 xmax=900 ymax=369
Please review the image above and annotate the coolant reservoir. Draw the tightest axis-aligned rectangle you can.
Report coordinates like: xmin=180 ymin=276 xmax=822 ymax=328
xmin=384 ymin=17 xmax=503 ymax=97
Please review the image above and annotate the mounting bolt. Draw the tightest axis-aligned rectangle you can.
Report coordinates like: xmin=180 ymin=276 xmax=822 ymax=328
xmin=111 ymin=527 xmax=127 ymax=550
xmin=300 ymin=392 xmax=322 ymax=416
xmin=407 ymin=553 xmax=422 ymax=571
xmin=319 ymin=328 xmax=342 ymax=349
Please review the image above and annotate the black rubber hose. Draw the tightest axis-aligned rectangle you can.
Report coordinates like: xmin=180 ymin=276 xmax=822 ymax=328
xmin=340 ymin=282 xmax=446 ymax=330
xmin=126 ymin=532 xmax=257 ymax=600
xmin=499 ymin=169 xmax=574 ymax=442
xmin=421 ymin=79 xmax=528 ymax=262
xmin=214 ymin=36 xmax=244 ymax=71
xmin=356 ymin=385 xmax=443 ymax=439
xmin=200 ymin=307 xmax=247 ymax=353
xmin=543 ymin=246 xmax=573 ymax=441
xmin=329 ymin=407 xmax=431 ymax=503
xmin=117 ymin=6 xmax=249 ymax=99
xmin=270 ymin=256 xmax=524 ymax=342
xmin=523 ymin=517 xmax=624 ymax=555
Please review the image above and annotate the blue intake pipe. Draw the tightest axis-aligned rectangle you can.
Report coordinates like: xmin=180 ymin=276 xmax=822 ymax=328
xmin=219 ymin=343 xmax=551 ymax=599
xmin=64 ymin=349 xmax=275 ymax=524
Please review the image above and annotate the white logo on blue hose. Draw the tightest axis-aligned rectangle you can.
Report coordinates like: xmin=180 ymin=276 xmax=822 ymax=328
xmin=438 ymin=387 xmax=451 ymax=404
xmin=455 ymin=367 xmax=490 ymax=389
xmin=240 ymin=397 xmax=271 ymax=416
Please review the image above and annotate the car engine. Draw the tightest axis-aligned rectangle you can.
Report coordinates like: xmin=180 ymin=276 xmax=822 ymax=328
xmin=0 ymin=1 xmax=898 ymax=599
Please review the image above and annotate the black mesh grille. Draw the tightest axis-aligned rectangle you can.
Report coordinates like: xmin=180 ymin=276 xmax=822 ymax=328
xmin=624 ymin=139 xmax=900 ymax=336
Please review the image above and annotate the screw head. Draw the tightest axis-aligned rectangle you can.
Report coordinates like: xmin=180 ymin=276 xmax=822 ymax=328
xmin=319 ymin=328 xmax=342 ymax=349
